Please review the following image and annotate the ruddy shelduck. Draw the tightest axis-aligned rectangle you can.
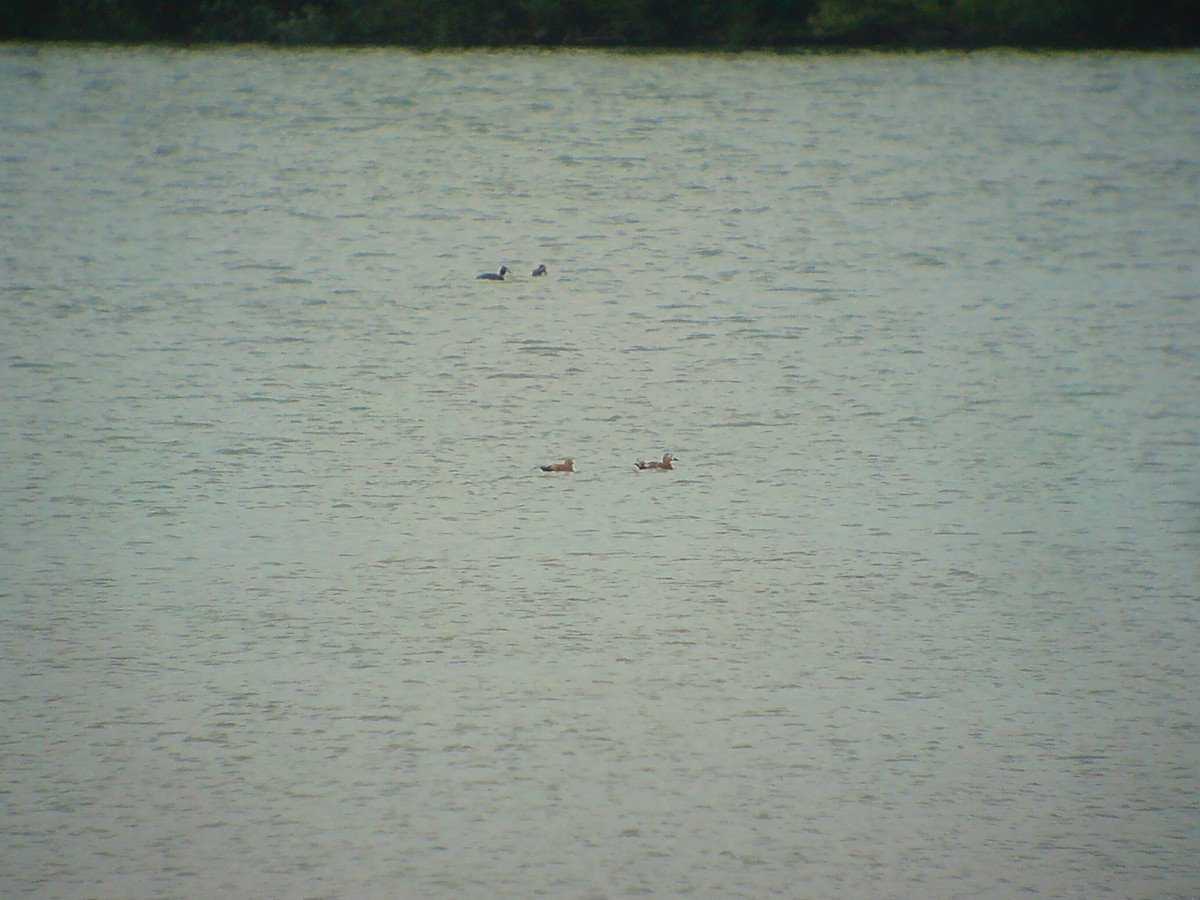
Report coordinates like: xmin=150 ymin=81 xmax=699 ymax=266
xmin=540 ymin=458 xmax=574 ymax=473
xmin=635 ymin=453 xmax=677 ymax=471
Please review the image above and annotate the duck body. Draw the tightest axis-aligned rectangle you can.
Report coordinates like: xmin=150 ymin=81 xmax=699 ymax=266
xmin=635 ymin=453 xmax=676 ymax=471
xmin=540 ymin=458 xmax=574 ymax=473
xmin=531 ymin=264 xmax=548 ymax=277
xmin=477 ymin=266 xmax=509 ymax=280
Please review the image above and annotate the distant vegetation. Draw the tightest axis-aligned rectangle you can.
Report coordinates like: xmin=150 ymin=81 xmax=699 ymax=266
xmin=3 ymin=0 xmax=1197 ymax=47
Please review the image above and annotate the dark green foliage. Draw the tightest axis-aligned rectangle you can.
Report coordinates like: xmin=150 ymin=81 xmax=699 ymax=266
xmin=808 ymin=0 xmax=1200 ymax=47
xmin=1 ymin=0 xmax=1195 ymax=46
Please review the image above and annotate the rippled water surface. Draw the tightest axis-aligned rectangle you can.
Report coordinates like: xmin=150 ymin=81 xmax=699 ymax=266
xmin=2 ymin=45 xmax=1198 ymax=898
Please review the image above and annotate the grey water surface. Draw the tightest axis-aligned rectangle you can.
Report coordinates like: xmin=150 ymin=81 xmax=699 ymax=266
xmin=2 ymin=45 xmax=1198 ymax=898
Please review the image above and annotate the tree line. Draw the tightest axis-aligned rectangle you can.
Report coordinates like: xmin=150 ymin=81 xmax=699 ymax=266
xmin=3 ymin=0 xmax=1196 ymax=47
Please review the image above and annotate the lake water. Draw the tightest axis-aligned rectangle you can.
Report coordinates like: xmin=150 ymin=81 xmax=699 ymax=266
xmin=2 ymin=44 xmax=1198 ymax=898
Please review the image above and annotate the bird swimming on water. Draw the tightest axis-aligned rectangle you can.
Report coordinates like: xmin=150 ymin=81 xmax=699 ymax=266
xmin=540 ymin=458 xmax=574 ymax=473
xmin=477 ymin=266 xmax=509 ymax=280
xmin=635 ymin=453 xmax=677 ymax=471
xmin=531 ymin=264 xmax=548 ymax=276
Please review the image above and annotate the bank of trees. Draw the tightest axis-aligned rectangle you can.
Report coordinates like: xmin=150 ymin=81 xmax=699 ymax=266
xmin=2 ymin=0 xmax=1196 ymax=47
